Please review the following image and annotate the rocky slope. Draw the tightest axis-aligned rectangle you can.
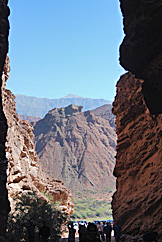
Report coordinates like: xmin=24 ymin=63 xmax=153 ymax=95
xmin=2 ymin=57 xmax=73 ymax=218
xmin=33 ymin=104 xmax=117 ymax=201
xmin=91 ymin=104 xmax=116 ymax=131
xmin=15 ymin=94 xmax=111 ymax=118
xmin=119 ymin=0 xmax=162 ymax=114
xmin=112 ymin=73 xmax=162 ymax=236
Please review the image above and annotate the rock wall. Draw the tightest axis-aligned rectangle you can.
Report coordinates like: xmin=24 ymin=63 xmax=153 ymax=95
xmin=2 ymin=57 xmax=73 ymax=220
xmin=0 ymin=1 xmax=10 ymax=240
xmin=119 ymin=0 xmax=162 ymax=114
xmin=112 ymin=73 xmax=162 ymax=236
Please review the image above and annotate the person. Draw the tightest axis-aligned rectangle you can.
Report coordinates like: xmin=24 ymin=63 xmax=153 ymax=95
xmin=28 ymin=220 xmax=35 ymax=242
xmin=104 ymin=222 xmax=112 ymax=242
xmin=97 ymin=222 xmax=102 ymax=240
xmin=68 ymin=222 xmax=76 ymax=242
xmin=39 ymin=221 xmax=50 ymax=242
xmin=101 ymin=222 xmax=105 ymax=241
xmin=80 ymin=223 xmax=102 ymax=242
xmin=79 ymin=224 xmax=87 ymax=241
xmin=113 ymin=222 xmax=121 ymax=242
xmin=143 ymin=232 xmax=158 ymax=242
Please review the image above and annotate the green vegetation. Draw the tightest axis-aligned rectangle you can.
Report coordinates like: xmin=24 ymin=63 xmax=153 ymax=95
xmin=41 ymin=190 xmax=54 ymax=203
xmin=102 ymin=186 xmax=113 ymax=193
xmin=7 ymin=191 xmax=67 ymax=242
xmin=76 ymin=191 xmax=83 ymax=198
xmin=70 ymin=198 xmax=112 ymax=221
xmin=86 ymin=190 xmax=98 ymax=194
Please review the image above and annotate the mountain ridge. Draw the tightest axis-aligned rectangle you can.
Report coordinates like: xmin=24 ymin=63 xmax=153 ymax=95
xmin=15 ymin=94 xmax=111 ymax=118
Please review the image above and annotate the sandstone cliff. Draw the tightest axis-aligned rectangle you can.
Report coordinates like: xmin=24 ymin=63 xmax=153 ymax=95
xmin=2 ymin=57 xmax=73 ymax=217
xmin=112 ymin=73 xmax=162 ymax=236
xmin=119 ymin=0 xmax=162 ymax=114
xmin=33 ymin=104 xmax=116 ymax=201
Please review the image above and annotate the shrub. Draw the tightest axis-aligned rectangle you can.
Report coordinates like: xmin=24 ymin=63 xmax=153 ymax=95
xmin=7 ymin=191 xmax=67 ymax=242
xmin=71 ymin=198 xmax=112 ymax=221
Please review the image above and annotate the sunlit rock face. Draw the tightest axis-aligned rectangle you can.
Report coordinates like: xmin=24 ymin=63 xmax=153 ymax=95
xmin=119 ymin=0 xmax=162 ymax=114
xmin=0 ymin=1 xmax=10 ymax=239
xmin=112 ymin=73 xmax=162 ymax=236
xmin=33 ymin=104 xmax=116 ymax=201
xmin=2 ymin=57 xmax=74 ymax=219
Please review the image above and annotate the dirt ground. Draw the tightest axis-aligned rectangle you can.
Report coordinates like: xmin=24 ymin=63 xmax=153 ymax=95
xmin=60 ymin=236 xmax=116 ymax=242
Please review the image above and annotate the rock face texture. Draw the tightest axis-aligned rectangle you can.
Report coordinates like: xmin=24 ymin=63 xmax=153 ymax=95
xmin=119 ymin=0 xmax=162 ymax=114
xmin=33 ymin=104 xmax=116 ymax=201
xmin=0 ymin=1 xmax=10 ymax=240
xmin=112 ymin=73 xmax=162 ymax=236
xmin=2 ymin=57 xmax=73 ymax=220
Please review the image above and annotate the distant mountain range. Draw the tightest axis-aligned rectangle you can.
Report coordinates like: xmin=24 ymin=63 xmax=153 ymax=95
xmin=15 ymin=94 xmax=111 ymax=118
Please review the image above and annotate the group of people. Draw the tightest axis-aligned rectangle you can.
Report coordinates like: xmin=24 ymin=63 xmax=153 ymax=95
xmin=68 ymin=221 xmax=121 ymax=242
xmin=97 ymin=221 xmax=112 ymax=242
xmin=68 ymin=221 xmax=160 ymax=242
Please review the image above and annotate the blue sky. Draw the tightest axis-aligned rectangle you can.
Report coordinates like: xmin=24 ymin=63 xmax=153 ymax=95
xmin=7 ymin=0 xmax=125 ymax=102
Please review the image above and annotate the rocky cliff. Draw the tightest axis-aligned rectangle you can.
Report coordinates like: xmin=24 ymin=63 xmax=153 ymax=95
xmin=33 ymin=104 xmax=117 ymax=201
xmin=119 ymin=0 xmax=162 ymax=114
xmin=0 ymin=1 xmax=10 ymax=240
xmin=2 ymin=57 xmax=73 ymax=219
xmin=112 ymin=73 xmax=162 ymax=236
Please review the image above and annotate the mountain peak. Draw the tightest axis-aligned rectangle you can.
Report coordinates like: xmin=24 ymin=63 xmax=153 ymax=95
xmin=62 ymin=94 xmax=84 ymax=99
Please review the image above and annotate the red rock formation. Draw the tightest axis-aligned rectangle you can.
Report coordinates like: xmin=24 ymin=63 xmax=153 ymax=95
xmin=0 ymin=1 xmax=10 ymax=239
xmin=119 ymin=0 xmax=162 ymax=114
xmin=2 ymin=57 xmax=73 ymax=218
xmin=112 ymin=73 xmax=162 ymax=236
xmin=33 ymin=104 xmax=116 ymax=201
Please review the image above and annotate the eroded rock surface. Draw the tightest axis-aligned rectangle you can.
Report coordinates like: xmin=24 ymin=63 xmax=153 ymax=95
xmin=2 ymin=57 xmax=73 ymax=217
xmin=112 ymin=73 xmax=162 ymax=236
xmin=119 ymin=0 xmax=162 ymax=114
xmin=33 ymin=104 xmax=117 ymax=201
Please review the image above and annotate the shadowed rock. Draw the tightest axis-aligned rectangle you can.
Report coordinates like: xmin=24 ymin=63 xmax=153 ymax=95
xmin=119 ymin=0 xmax=162 ymax=114
xmin=0 ymin=1 xmax=10 ymax=240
